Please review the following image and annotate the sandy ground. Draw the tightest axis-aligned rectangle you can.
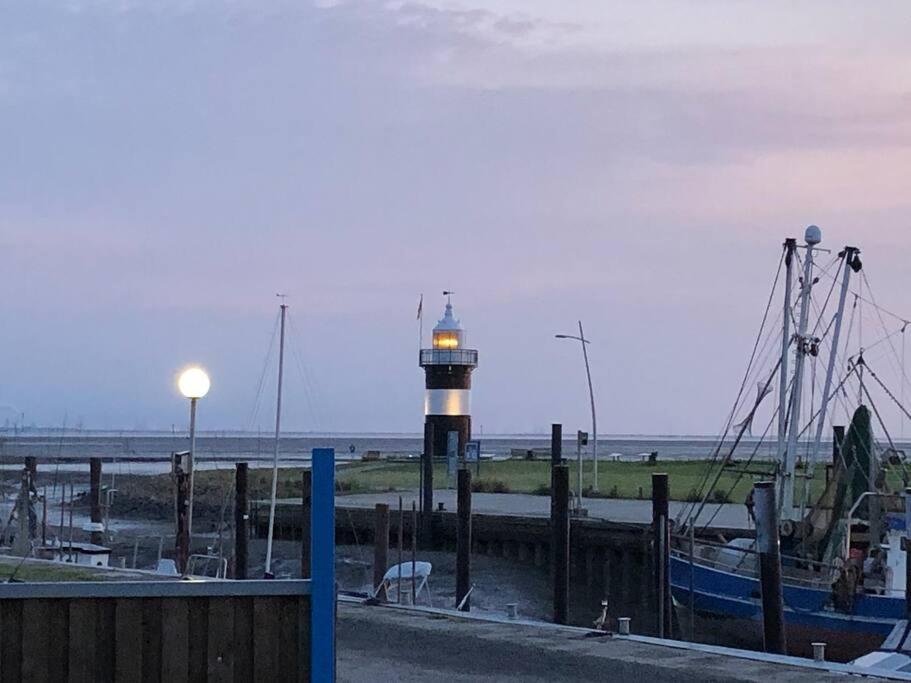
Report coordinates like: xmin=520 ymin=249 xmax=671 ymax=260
xmin=335 ymin=602 xmax=846 ymax=682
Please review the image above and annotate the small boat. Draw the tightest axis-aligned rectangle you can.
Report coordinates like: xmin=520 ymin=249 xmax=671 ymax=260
xmin=670 ymin=226 xmax=911 ymax=660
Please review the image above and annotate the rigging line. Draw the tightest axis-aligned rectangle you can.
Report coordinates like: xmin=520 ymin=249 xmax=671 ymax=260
xmin=858 ymin=374 xmax=900 ymax=476
xmin=814 ymin=257 xmax=911 ymax=327
xmin=860 ymin=271 xmax=911 ymax=404
xmin=685 ymin=357 xmax=782 ymax=529
xmin=698 ymin=409 xmax=776 ymax=532
xmin=285 ymin=312 xmax=321 ymax=430
xmin=864 ymin=359 xmax=911 ymax=426
xmin=246 ymin=311 xmax=281 ymax=431
xmin=809 ymin=257 xmax=843 ymax=339
xmin=682 ymin=247 xmax=786 ymax=520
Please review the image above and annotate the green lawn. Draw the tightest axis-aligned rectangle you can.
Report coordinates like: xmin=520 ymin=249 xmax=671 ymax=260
xmin=334 ymin=458 xmax=790 ymax=504
xmin=114 ymin=458 xmax=909 ymax=510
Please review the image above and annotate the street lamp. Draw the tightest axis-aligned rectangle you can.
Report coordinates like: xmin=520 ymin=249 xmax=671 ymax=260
xmin=555 ymin=321 xmax=598 ymax=498
xmin=178 ymin=366 xmax=210 ymax=544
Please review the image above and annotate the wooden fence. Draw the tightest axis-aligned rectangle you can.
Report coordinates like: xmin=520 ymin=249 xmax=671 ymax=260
xmin=0 ymin=580 xmax=311 ymax=683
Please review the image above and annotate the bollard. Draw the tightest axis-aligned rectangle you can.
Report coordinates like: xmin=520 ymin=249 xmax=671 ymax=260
xmin=552 ymin=464 xmax=570 ymax=625
xmin=456 ymin=467 xmax=472 ymax=611
xmin=506 ymin=603 xmax=518 ymax=619
xmin=618 ymin=617 xmax=631 ymax=635
xmin=812 ymin=642 xmax=826 ymax=662
xmin=754 ymin=481 xmax=787 ymax=654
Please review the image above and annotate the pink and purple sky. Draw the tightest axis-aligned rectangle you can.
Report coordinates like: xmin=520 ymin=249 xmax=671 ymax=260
xmin=2 ymin=1 xmax=911 ymax=434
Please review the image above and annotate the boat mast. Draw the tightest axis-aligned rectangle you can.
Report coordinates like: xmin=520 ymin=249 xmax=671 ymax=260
xmin=806 ymin=246 xmax=859 ymax=481
xmin=781 ymin=226 xmax=821 ymax=520
xmin=776 ymin=238 xmax=797 ymax=470
xmin=264 ymin=297 xmax=288 ymax=578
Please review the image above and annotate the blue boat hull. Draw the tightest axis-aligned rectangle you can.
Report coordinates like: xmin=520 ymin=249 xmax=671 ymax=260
xmin=670 ymin=554 xmax=902 ymax=660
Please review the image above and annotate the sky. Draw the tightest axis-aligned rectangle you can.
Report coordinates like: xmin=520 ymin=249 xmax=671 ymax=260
xmin=2 ymin=1 xmax=911 ymax=435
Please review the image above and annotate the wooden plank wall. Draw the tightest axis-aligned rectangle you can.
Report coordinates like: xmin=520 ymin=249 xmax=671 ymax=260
xmin=0 ymin=595 xmax=311 ymax=683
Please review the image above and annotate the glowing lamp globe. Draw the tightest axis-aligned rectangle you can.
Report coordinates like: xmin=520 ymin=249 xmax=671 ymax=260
xmin=178 ymin=367 xmax=210 ymax=399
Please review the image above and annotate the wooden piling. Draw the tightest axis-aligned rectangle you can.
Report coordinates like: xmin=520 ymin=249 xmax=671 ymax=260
xmin=551 ymin=424 xmax=563 ymax=467
xmin=373 ymin=504 xmax=389 ymax=594
xmin=551 ymin=464 xmax=570 ymax=625
xmin=411 ymin=501 xmax=417 ymax=605
xmin=89 ymin=458 xmax=103 ymax=545
xmin=754 ymin=481 xmax=786 ymax=654
xmin=301 ymin=469 xmax=312 ymax=579
xmin=651 ymin=472 xmax=671 ymax=638
xmin=174 ymin=453 xmax=190 ymax=575
xmin=421 ymin=423 xmax=434 ymax=549
xmin=397 ymin=496 xmax=404 ymax=603
xmin=456 ymin=467 xmax=472 ymax=612
xmin=905 ymin=488 xmax=911 ymax=620
xmin=234 ymin=463 xmax=248 ymax=580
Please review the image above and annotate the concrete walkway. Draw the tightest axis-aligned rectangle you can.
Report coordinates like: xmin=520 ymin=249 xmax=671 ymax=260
xmin=333 ymin=490 xmax=752 ymax=531
xmin=337 ymin=601 xmax=854 ymax=682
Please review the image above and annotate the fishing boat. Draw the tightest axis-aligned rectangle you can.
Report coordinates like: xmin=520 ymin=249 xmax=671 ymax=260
xmin=670 ymin=226 xmax=911 ymax=660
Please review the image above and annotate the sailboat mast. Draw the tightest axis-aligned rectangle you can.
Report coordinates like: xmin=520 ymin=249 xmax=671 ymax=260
xmin=264 ymin=299 xmax=288 ymax=577
xmin=776 ymin=238 xmax=797 ymax=461
xmin=781 ymin=226 xmax=821 ymax=520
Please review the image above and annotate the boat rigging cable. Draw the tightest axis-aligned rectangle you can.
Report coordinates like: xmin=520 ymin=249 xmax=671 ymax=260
xmin=246 ymin=311 xmax=281 ymax=431
xmin=677 ymin=245 xmax=787 ymax=529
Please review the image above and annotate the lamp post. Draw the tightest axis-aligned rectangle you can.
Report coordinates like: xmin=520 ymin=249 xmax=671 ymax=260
xmin=178 ymin=366 xmax=210 ymax=546
xmin=555 ymin=321 xmax=598 ymax=492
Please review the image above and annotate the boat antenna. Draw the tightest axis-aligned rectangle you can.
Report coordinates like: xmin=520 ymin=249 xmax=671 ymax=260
xmin=264 ymin=294 xmax=288 ymax=578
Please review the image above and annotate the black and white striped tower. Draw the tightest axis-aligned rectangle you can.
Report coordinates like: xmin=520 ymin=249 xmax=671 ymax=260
xmin=419 ymin=295 xmax=478 ymax=463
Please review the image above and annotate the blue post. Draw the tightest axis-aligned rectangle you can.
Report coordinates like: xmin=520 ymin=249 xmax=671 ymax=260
xmin=311 ymin=448 xmax=335 ymax=682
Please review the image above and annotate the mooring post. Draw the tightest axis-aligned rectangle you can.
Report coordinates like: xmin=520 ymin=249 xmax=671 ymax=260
xmin=301 ymin=468 xmax=312 ymax=579
xmin=550 ymin=423 xmax=562 ymax=521
xmin=234 ymin=462 xmax=248 ymax=579
xmin=411 ymin=500 xmax=418 ymax=604
xmin=89 ymin=457 xmax=103 ymax=545
xmin=754 ymin=481 xmax=787 ymax=654
xmin=421 ymin=422 xmax=435 ymax=549
xmin=173 ymin=452 xmax=190 ymax=575
xmin=651 ymin=472 xmax=670 ymax=638
xmin=41 ymin=487 xmax=47 ymax=547
xmin=373 ymin=503 xmax=389 ymax=596
xmin=552 ymin=463 xmax=570 ymax=624
xmin=456 ymin=466 xmax=472 ymax=611
xmin=551 ymin=423 xmax=563 ymax=467
xmin=397 ymin=496 xmax=404 ymax=603
xmin=904 ymin=488 xmax=911 ymax=620
xmin=13 ymin=467 xmax=30 ymax=556
xmin=311 ymin=448 xmax=336 ymax=683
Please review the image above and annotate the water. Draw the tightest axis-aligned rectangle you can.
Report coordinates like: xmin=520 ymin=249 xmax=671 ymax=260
xmin=0 ymin=431 xmax=799 ymax=463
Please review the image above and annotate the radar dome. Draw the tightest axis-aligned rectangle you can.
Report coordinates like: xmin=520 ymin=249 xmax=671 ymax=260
xmin=805 ymin=225 xmax=822 ymax=245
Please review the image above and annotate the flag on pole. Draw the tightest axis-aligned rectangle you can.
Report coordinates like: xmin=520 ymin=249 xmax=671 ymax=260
xmin=416 ymin=294 xmax=423 ymax=321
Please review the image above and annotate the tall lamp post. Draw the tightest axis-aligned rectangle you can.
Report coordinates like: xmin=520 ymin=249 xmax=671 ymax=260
xmin=555 ymin=321 xmax=598 ymax=492
xmin=178 ymin=366 xmax=210 ymax=546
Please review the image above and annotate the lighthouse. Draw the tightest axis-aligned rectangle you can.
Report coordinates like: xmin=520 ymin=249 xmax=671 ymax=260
xmin=419 ymin=295 xmax=478 ymax=463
